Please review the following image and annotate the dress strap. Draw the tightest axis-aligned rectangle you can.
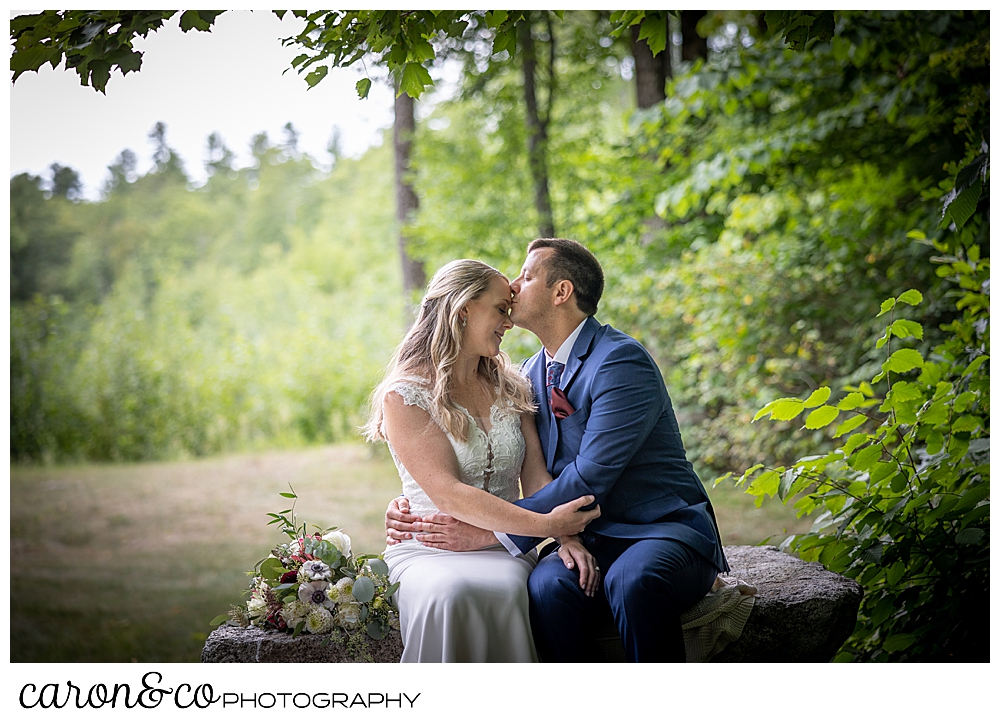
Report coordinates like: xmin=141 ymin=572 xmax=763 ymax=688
xmin=386 ymin=377 xmax=433 ymax=413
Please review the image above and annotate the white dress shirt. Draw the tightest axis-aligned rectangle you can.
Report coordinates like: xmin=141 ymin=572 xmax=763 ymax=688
xmin=495 ymin=318 xmax=589 ymax=556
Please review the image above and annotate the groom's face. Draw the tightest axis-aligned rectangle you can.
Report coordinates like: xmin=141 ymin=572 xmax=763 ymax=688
xmin=509 ymin=248 xmax=555 ymax=330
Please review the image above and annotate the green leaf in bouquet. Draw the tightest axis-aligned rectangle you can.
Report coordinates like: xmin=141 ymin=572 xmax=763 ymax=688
xmin=309 ymin=540 xmax=343 ymax=567
xmin=339 ymin=566 xmax=356 ymax=579
xmin=366 ymin=620 xmax=387 ymax=640
xmin=260 ymin=557 xmax=287 ymax=581
xmin=210 ymin=614 xmax=230 ymax=626
xmin=367 ymin=558 xmax=389 ymax=577
xmin=292 ymin=620 xmax=305 ymax=638
xmin=359 ymin=605 xmax=369 ymax=622
xmin=386 ymin=581 xmax=400 ymax=597
xmin=353 ymin=576 xmax=376 ymax=603
xmin=271 ymin=582 xmax=295 ymax=591
xmin=283 ymin=594 xmax=297 ymax=603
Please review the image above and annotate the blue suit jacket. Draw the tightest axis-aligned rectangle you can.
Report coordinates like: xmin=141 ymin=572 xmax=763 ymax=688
xmin=510 ymin=316 xmax=729 ymax=573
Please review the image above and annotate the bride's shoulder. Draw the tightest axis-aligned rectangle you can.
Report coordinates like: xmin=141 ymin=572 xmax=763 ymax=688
xmin=384 ymin=375 xmax=433 ymax=410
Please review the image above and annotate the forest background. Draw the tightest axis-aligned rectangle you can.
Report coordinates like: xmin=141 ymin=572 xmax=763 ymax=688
xmin=10 ymin=10 xmax=989 ymax=664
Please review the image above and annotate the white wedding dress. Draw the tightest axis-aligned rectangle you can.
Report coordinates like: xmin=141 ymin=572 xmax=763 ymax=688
xmin=381 ymin=378 xmax=539 ymax=662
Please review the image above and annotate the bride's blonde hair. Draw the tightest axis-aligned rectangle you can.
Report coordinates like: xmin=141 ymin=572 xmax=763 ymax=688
xmin=364 ymin=259 xmax=536 ymax=443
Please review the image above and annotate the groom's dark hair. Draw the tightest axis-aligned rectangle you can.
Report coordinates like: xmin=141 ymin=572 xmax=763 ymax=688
xmin=528 ymin=238 xmax=604 ymax=316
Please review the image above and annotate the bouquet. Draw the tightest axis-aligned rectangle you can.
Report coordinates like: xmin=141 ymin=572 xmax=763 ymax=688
xmin=213 ymin=488 xmax=400 ymax=641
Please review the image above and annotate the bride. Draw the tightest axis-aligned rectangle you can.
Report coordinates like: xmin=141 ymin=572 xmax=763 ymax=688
xmin=364 ymin=259 xmax=600 ymax=662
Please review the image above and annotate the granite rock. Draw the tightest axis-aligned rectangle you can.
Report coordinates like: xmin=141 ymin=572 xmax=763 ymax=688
xmin=202 ymin=545 xmax=862 ymax=663
xmin=201 ymin=625 xmax=404 ymax=663
xmin=708 ymin=545 xmax=863 ymax=662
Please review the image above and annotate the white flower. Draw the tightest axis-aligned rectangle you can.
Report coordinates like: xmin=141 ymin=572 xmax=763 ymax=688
xmin=335 ymin=602 xmax=363 ymax=631
xmin=298 ymin=580 xmax=333 ymax=608
xmin=323 ymin=530 xmax=352 ymax=558
xmin=332 ymin=577 xmax=355 ymax=602
xmin=281 ymin=601 xmax=310 ymax=628
xmin=305 ymin=605 xmax=334 ymax=634
xmin=301 ymin=560 xmax=332 ymax=580
xmin=248 ymin=597 xmax=267 ymax=618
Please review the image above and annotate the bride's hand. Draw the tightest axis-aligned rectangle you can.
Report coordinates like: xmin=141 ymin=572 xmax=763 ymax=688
xmin=545 ymin=495 xmax=600 ymax=538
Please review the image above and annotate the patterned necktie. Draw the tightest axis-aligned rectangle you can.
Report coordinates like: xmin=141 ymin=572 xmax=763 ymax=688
xmin=546 ymin=360 xmax=565 ymax=392
xmin=546 ymin=360 xmax=574 ymax=419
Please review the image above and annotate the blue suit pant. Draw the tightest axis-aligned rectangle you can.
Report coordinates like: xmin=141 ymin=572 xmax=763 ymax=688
xmin=527 ymin=534 xmax=718 ymax=662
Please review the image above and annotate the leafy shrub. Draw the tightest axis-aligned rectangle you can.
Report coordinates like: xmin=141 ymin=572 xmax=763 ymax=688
xmin=731 ymin=217 xmax=989 ymax=661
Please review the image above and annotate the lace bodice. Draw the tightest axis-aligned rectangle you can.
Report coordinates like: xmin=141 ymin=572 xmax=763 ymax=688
xmin=383 ymin=377 xmax=526 ymax=523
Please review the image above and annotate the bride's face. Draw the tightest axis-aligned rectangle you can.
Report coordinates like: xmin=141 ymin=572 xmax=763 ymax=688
xmin=461 ymin=276 xmax=514 ymax=358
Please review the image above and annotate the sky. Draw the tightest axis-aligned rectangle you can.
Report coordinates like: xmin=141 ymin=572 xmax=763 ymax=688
xmin=9 ymin=10 xmax=398 ymax=200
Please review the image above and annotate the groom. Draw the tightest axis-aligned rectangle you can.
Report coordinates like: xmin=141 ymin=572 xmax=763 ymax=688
xmin=387 ymin=238 xmax=727 ymax=662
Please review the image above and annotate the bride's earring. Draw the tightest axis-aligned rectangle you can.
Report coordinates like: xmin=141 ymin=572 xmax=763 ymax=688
xmin=460 ymin=316 xmax=467 ymax=329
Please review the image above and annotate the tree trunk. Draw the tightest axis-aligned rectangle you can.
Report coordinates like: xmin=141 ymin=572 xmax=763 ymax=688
xmin=519 ymin=16 xmax=556 ymax=239
xmin=631 ymin=20 xmax=670 ymax=244
xmin=393 ymin=83 xmax=426 ymax=299
xmin=681 ymin=10 xmax=708 ymax=62
xmin=631 ymin=23 xmax=671 ymax=109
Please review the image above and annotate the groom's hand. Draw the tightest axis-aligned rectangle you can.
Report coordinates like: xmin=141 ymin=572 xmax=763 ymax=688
xmin=385 ymin=496 xmax=422 ymax=546
xmin=556 ymin=535 xmax=600 ymax=597
xmin=415 ymin=513 xmax=498 ymax=552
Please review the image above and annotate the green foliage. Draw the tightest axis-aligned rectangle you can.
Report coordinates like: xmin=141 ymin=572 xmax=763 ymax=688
xmin=366 ymin=11 xmax=990 ymax=487
xmin=594 ymin=11 xmax=987 ymax=479
xmin=409 ymin=11 xmax=628 ymax=261
xmin=10 ymin=135 xmax=404 ymax=463
xmin=608 ymin=11 xmax=674 ymax=56
xmin=9 ymin=173 xmax=83 ymax=301
xmin=739 ymin=248 xmax=989 ymax=661
xmin=9 ymin=10 xmax=220 ymax=92
xmin=763 ymin=11 xmax=836 ymax=50
xmin=10 ymin=9 xmax=677 ymax=100
xmin=696 ymin=12 xmax=989 ymax=661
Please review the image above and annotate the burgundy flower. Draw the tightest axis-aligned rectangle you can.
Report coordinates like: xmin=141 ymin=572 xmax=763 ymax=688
xmin=280 ymin=570 xmax=299 ymax=585
xmin=266 ymin=611 xmax=287 ymax=631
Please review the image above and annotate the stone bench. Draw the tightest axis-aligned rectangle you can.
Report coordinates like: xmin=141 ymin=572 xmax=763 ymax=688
xmin=202 ymin=545 xmax=862 ymax=663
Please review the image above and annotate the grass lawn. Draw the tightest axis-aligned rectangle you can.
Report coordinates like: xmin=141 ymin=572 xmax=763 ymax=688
xmin=10 ymin=443 xmax=810 ymax=662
